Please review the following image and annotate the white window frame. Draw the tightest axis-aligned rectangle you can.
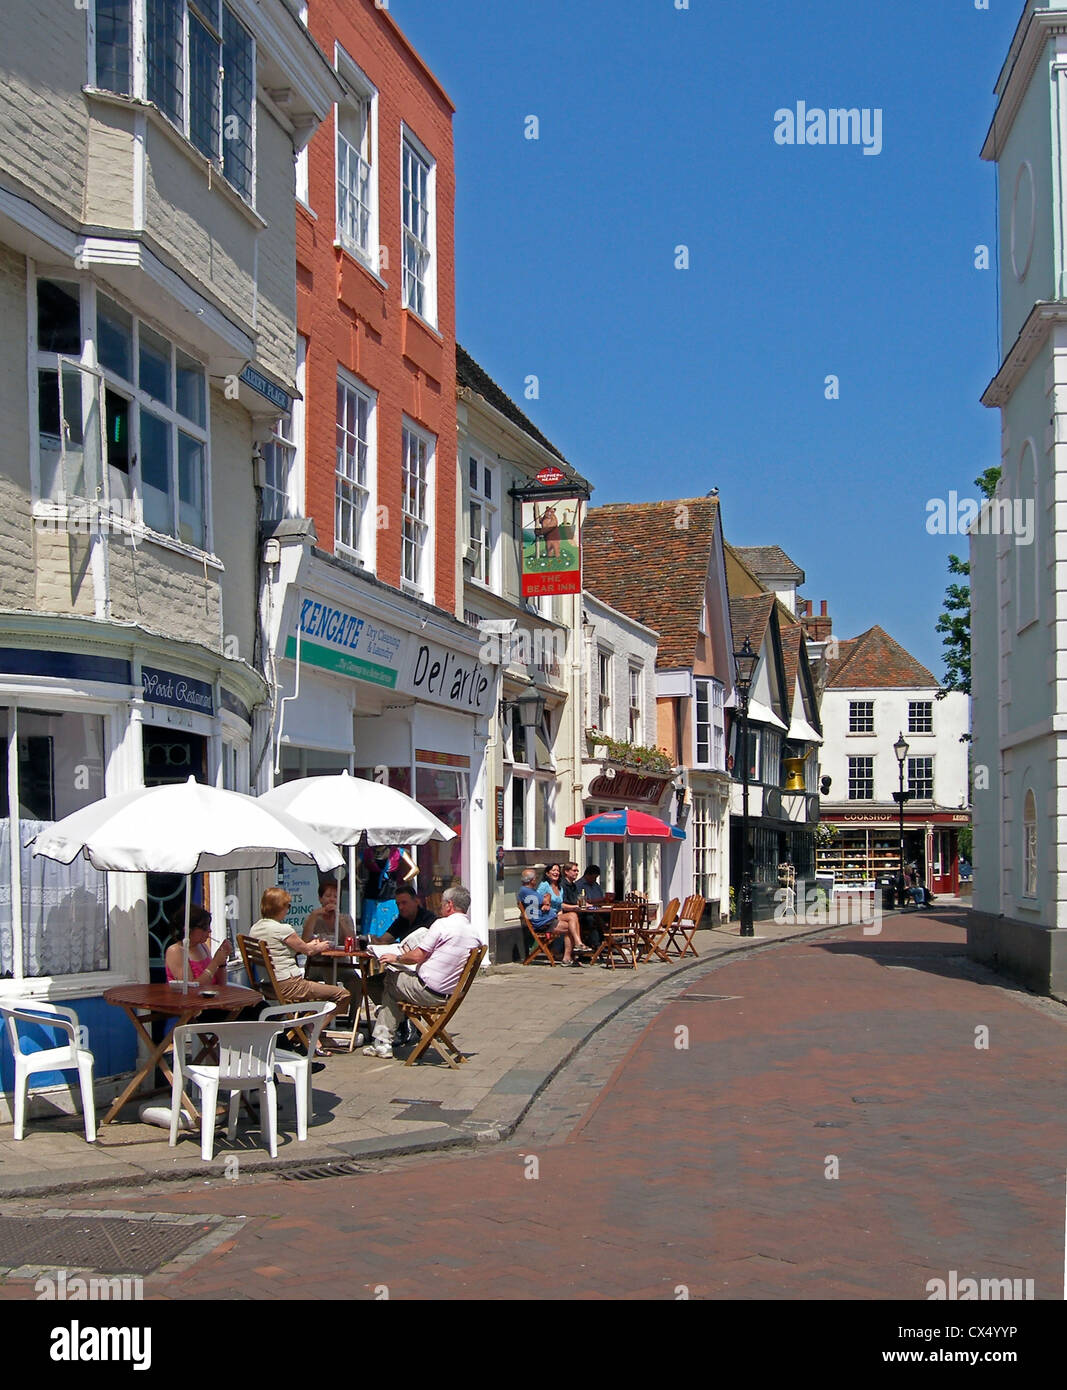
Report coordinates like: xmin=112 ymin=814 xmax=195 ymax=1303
xmin=30 ymin=268 xmax=213 ymax=556
xmin=400 ymin=125 xmax=437 ymax=328
xmin=847 ymin=755 xmax=874 ymax=800
xmin=907 ymin=701 xmax=933 ymax=735
xmin=596 ymin=649 xmax=612 ymax=734
xmin=694 ymin=676 xmax=726 ymax=769
xmin=335 ymin=368 xmax=377 ymax=569
xmin=466 ymin=448 xmax=499 ymax=592
xmin=90 ymin=0 xmax=257 ymax=204
xmin=260 ymin=336 xmax=306 ymax=524
xmin=629 ymin=665 xmax=642 ymax=744
xmin=0 ymin=699 xmax=116 ymax=994
xmin=401 ymin=418 xmax=434 ymax=599
xmin=334 ymin=46 xmax=379 ymax=271
xmin=848 ymin=700 xmax=874 ymax=734
xmin=504 ymin=767 xmax=555 ymax=851
xmin=692 ymin=793 xmax=719 ymax=905
xmin=907 ymin=756 xmax=933 ymax=801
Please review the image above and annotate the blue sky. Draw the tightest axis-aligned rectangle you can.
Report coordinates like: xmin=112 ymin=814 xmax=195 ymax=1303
xmin=393 ymin=0 xmax=1021 ymax=675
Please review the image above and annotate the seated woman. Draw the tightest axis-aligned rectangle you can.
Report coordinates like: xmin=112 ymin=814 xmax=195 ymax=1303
xmin=518 ymin=867 xmax=588 ymax=966
xmin=303 ymin=877 xmax=362 ymax=1006
xmin=164 ymin=904 xmax=233 ymax=986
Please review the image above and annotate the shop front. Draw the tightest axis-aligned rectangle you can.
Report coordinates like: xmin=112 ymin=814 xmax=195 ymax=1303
xmin=818 ymin=810 xmax=969 ymax=896
xmin=579 ymin=767 xmax=678 ymax=905
xmin=0 ymin=616 xmax=265 ymax=1114
xmin=267 ymin=553 xmax=492 ymax=935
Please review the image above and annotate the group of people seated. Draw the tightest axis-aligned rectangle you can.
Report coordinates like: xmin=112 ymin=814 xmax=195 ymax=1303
xmin=163 ymin=876 xmax=483 ymax=1061
xmin=517 ymin=861 xmax=606 ymax=965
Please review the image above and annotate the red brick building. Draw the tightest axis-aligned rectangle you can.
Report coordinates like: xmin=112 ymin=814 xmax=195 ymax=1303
xmin=259 ymin=2 xmax=492 ymax=933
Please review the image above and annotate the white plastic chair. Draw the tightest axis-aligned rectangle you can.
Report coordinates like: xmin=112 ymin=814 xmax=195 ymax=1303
xmin=260 ymin=1003 xmax=336 ymax=1142
xmin=1 ymin=1000 xmax=96 ymax=1143
xmin=169 ymin=1020 xmax=286 ymax=1161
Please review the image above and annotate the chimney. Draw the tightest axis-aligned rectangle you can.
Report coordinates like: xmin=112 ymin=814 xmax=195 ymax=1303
xmin=801 ymin=599 xmax=833 ymax=643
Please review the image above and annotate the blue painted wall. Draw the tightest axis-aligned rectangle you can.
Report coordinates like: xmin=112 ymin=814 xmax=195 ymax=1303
xmin=1 ymin=996 xmax=138 ymax=1093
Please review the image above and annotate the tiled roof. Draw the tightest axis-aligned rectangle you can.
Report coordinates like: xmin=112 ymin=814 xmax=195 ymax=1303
xmin=728 ymin=593 xmax=776 ymax=655
xmin=456 ymin=345 xmax=568 ymax=464
xmin=734 ymin=544 xmax=805 ymax=581
xmin=582 ymin=498 xmax=721 ymax=669
xmin=826 ymin=626 xmax=938 ymax=689
xmin=780 ymin=624 xmax=802 ymax=697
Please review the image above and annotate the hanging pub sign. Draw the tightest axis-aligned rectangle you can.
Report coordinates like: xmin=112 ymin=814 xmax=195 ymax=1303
xmin=520 ymin=496 xmax=583 ymax=596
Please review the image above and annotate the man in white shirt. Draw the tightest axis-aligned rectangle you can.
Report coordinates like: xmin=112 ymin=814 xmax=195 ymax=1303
xmin=363 ymin=884 xmax=482 ymax=1060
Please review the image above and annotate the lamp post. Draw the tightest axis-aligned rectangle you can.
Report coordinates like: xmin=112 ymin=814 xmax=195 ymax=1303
xmin=893 ymin=731 xmax=910 ymax=908
xmin=733 ymin=636 xmax=759 ymax=937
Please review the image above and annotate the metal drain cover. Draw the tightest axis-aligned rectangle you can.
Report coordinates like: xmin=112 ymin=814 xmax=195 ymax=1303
xmin=280 ymin=1160 xmax=375 ymax=1181
xmin=0 ymin=1215 xmax=211 ymax=1275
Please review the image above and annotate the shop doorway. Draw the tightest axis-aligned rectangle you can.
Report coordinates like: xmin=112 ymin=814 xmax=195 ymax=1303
xmin=930 ymin=829 xmax=958 ymax=896
xmin=142 ymin=729 xmax=207 ymax=977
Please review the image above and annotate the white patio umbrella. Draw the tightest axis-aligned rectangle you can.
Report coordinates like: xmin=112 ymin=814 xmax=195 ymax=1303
xmin=258 ymin=770 xmax=457 ymax=846
xmin=28 ymin=777 xmax=343 ymax=990
xmin=261 ymin=773 xmax=465 ymax=966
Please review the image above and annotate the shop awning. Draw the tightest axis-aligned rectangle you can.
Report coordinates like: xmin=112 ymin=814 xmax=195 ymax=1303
xmin=745 ymin=699 xmax=787 ymax=731
xmin=787 ymin=714 xmax=823 ymax=744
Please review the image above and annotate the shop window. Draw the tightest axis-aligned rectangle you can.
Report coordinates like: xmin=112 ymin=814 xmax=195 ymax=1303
xmin=0 ymin=708 xmax=109 ymax=980
xmin=414 ymin=767 xmax=465 ymax=891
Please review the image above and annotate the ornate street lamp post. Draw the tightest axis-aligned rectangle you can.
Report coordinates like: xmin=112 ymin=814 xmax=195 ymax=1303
xmin=893 ymin=731 xmax=910 ymax=908
xmin=734 ymin=637 xmax=759 ymax=937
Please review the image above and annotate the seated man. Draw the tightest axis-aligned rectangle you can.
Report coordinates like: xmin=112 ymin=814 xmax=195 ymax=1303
xmin=580 ymin=864 xmax=606 ymax=904
xmin=250 ymin=886 xmax=350 ymax=1015
xmin=363 ymin=885 xmax=482 ymax=1060
xmin=562 ymin=860 xmax=600 ymax=950
xmin=379 ymin=885 xmax=438 ymax=944
xmin=517 ymin=868 xmax=587 ymax=966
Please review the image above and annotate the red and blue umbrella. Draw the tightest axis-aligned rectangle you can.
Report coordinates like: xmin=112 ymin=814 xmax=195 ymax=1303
xmin=564 ymin=808 xmax=686 ymax=841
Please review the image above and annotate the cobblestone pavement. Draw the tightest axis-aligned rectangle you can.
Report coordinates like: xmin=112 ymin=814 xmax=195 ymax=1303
xmin=4 ymin=905 xmax=1064 ymax=1303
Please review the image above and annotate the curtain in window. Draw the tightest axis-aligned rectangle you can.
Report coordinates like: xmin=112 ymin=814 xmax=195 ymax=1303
xmin=18 ymin=821 xmax=109 ymax=978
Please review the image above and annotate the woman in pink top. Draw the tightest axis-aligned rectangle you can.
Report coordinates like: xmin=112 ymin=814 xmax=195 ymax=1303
xmin=164 ymin=904 xmax=233 ymax=985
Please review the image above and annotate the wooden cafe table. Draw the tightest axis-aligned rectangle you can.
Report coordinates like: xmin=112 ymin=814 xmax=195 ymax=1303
xmin=319 ymin=948 xmax=383 ymax=1051
xmin=101 ymin=981 xmax=261 ymax=1125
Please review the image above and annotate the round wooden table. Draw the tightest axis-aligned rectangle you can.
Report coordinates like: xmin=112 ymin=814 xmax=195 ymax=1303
xmin=102 ymin=981 xmax=261 ymax=1125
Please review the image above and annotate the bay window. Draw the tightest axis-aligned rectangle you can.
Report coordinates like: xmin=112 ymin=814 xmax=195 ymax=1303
xmin=93 ymin=0 xmax=255 ymax=201
xmin=35 ymin=277 xmax=210 ymax=551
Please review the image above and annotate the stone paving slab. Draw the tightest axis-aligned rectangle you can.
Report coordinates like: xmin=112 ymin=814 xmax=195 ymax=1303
xmin=0 ymin=906 xmax=923 ymax=1198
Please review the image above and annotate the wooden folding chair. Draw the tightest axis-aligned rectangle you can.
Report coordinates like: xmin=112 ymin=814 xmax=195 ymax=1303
xmin=589 ymin=904 xmax=642 ymax=969
xmin=237 ymin=935 xmax=314 ymax=1050
xmin=519 ymin=903 xmax=559 ymax=966
xmin=396 ymin=946 xmax=486 ymax=1068
xmin=641 ymin=897 xmax=680 ymax=962
xmin=659 ymin=895 xmax=705 ymax=958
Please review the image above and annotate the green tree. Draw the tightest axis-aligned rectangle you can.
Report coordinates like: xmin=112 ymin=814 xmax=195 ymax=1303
xmin=935 ymin=467 xmax=1001 ymax=694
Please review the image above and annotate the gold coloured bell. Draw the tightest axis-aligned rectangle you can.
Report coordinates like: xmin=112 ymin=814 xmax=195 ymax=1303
xmin=784 ymin=757 xmax=807 ymax=792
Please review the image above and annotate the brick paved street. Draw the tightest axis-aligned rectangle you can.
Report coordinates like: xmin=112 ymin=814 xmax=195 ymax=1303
xmin=3 ymin=907 xmax=1065 ymax=1303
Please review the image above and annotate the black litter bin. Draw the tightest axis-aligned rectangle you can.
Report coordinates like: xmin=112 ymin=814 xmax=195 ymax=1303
xmin=881 ymin=878 xmax=896 ymax=911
